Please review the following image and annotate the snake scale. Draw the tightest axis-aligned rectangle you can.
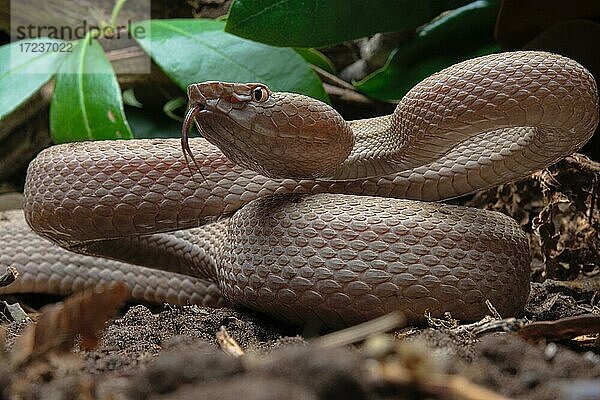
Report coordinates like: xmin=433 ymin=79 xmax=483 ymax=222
xmin=0 ymin=52 xmax=598 ymax=329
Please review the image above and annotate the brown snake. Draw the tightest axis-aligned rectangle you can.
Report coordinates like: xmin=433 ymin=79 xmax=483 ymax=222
xmin=0 ymin=52 xmax=598 ymax=329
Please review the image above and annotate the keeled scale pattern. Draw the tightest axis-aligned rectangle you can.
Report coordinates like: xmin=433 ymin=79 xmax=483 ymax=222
xmin=220 ymin=194 xmax=530 ymax=329
xmin=0 ymin=210 xmax=225 ymax=307
xmin=394 ymin=51 xmax=598 ymax=169
xmin=333 ymin=52 xmax=598 ymax=180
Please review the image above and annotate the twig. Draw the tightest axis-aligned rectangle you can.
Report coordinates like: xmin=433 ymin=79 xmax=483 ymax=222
xmin=462 ymin=318 xmax=525 ymax=337
xmin=375 ymin=366 xmax=513 ymax=400
xmin=312 ymin=64 xmax=396 ymax=111
xmin=0 ymin=266 xmax=18 ymax=288
xmin=425 ymin=303 xmax=523 ymax=337
xmin=311 ymin=64 xmax=356 ymax=90
xmin=563 ymin=154 xmax=600 ymax=174
xmin=437 ymin=374 xmax=514 ymax=400
xmin=485 ymin=300 xmax=502 ymax=319
xmin=216 ymin=326 xmax=245 ymax=357
xmin=324 ymin=83 xmax=383 ymax=107
xmin=518 ymin=314 xmax=600 ymax=342
xmin=312 ymin=312 xmax=405 ymax=349
xmin=425 ymin=311 xmax=459 ymax=330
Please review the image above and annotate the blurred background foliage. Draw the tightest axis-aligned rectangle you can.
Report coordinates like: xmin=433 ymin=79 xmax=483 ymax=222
xmin=0 ymin=0 xmax=598 ymax=188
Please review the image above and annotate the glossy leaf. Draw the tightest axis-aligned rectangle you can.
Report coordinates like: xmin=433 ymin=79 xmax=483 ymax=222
xmin=225 ymin=0 xmax=472 ymax=47
xmin=0 ymin=39 xmax=67 ymax=121
xmin=125 ymin=106 xmax=181 ymax=139
xmin=355 ymin=0 xmax=501 ymax=101
xmin=132 ymin=19 xmax=328 ymax=102
xmin=50 ymin=36 xmax=133 ymax=142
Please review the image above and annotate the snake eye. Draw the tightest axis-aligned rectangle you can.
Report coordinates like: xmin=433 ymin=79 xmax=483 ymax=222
xmin=251 ymin=85 xmax=269 ymax=102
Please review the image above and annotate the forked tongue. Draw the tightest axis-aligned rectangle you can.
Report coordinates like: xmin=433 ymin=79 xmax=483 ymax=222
xmin=181 ymin=104 xmax=205 ymax=179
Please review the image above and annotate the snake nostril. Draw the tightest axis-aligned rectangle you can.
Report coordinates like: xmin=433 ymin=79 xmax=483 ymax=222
xmin=187 ymin=84 xmax=209 ymax=107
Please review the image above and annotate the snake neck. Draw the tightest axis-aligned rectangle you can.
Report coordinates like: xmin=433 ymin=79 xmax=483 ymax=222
xmin=330 ymin=114 xmax=408 ymax=180
xmin=329 ymin=52 xmax=599 ymax=182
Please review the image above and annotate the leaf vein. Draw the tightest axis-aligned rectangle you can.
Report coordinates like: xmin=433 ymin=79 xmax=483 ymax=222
xmin=77 ymin=39 xmax=93 ymax=140
xmin=151 ymin=20 xmax=271 ymax=82
xmin=226 ymin=0 xmax=290 ymax=31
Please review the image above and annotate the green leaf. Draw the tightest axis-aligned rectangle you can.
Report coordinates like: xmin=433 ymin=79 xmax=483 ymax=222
xmin=295 ymin=48 xmax=336 ymax=75
xmin=0 ymin=39 xmax=67 ymax=121
xmin=355 ymin=0 xmax=501 ymax=101
xmin=50 ymin=36 xmax=133 ymax=142
xmin=125 ymin=105 xmax=181 ymax=139
xmin=225 ymin=0 xmax=472 ymax=47
xmin=131 ymin=19 xmax=328 ymax=102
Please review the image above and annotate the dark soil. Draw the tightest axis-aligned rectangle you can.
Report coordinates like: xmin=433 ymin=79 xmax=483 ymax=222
xmin=1 ymin=156 xmax=599 ymax=400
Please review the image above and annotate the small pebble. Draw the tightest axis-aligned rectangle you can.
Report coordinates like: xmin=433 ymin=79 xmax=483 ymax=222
xmin=544 ymin=342 xmax=558 ymax=360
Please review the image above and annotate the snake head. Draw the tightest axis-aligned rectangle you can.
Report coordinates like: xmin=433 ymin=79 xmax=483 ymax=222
xmin=183 ymin=81 xmax=354 ymax=179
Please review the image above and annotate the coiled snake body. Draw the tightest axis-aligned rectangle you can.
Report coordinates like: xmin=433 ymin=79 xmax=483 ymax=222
xmin=1 ymin=52 xmax=598 ymax=329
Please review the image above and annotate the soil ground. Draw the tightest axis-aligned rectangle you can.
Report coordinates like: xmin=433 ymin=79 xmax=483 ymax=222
xmin=1 ymin=156 xmax=599 ymax=400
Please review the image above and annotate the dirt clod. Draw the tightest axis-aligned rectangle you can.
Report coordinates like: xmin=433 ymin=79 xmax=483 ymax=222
xmin=128 ymin=343 xmax=243 ymax=399
xmin=1 ymin=155 xmax=599 ymax=399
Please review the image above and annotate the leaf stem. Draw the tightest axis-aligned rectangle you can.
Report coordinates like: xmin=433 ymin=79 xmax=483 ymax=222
xmin=109 ymin=0 xmax=128 ymax=29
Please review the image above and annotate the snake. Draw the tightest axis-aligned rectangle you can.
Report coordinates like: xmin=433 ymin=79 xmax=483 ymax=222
xmin=0 ymin=51 xmax=598 ymax=329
